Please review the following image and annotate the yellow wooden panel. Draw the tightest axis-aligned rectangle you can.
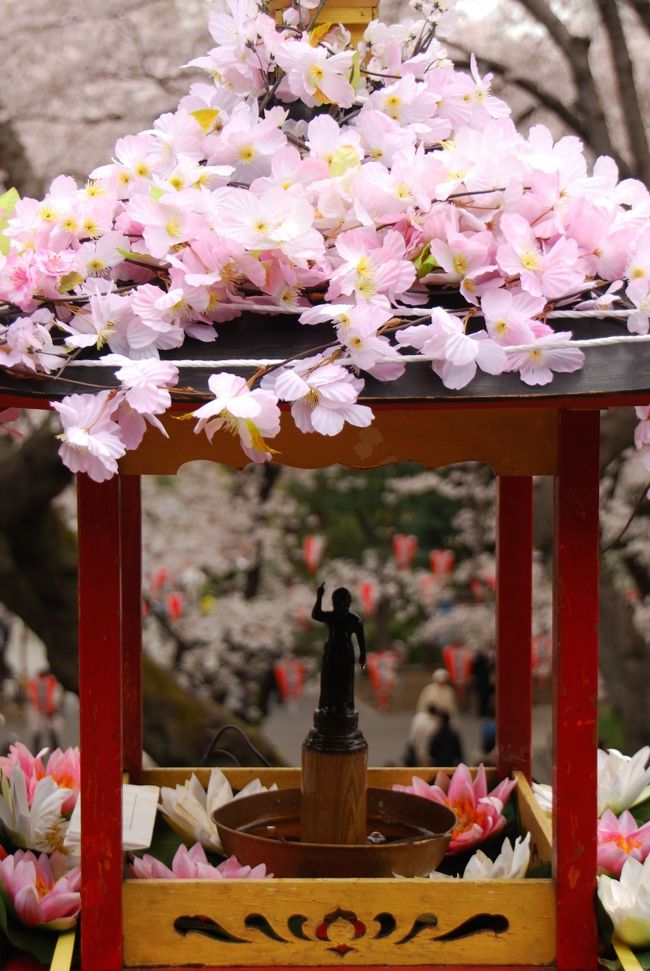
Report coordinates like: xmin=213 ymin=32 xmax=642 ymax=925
xmin=142 ymin=765 xmax=498 ymax=790
xmin=120 ymin=406 xmax=558 ymax=475
xmin=123 ymin=877 xmax=555 ymax=967
xmin=514 ymin=770 xmax=553 ymax=865
xmin=613 ymin=936 xmax=645 ymax=971
xmin=50 ymin=930 xmax=75 ymax=971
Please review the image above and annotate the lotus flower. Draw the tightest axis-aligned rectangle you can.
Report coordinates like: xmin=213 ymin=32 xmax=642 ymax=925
xmin=532 ymin=782 xmax=552 ymax=814
xmin=159 ymin=768 xmax=276 ymax=852
xmin=131 ymin=842 xmax=271 ymax=879
xmin=0 ymin=743 xmax=80 ymax=814
xmin=463 ymin=832 xmax=531 ymax=880
xmin=597 ymin=810 xmax=650 ymax=878
xmin=598 ymin=747 xmax=650 ymax=816
xmin=598 ymin=855 xmax=650 ymax=948
xmin=425 ymin=833 xmax=531 ymax=881
xmin=0 ymin=766 xmax=72 ymax=853
xmin=0 ymin=849 xmax=80 ymax=930
xmin=394 ymin=764 xmax=516 ymax=854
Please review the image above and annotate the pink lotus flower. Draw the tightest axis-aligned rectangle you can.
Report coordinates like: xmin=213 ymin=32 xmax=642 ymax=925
xmin=394 ymin=763 xmax=516 ymax=855
xmin=598 ymin=810 xmax=650 ymax=878
xmin=131 ymin=842 xmax=272 ymax=880
xmin=0 ymin=850 xmax=80 ymax=930
xmin=0 ymin=743 xmax=79 ymax=814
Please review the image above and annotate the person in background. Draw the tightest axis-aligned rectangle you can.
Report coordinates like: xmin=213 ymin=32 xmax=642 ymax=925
xmin=405 ymin=703 xmax=441 ymax=766
xmin=428 ymin=706 xmax=464 ymax=767
xmin=472 ymin=646 xmax=495 ymax=718
xmin=27 ymin=668 xmax=63 ymax=751
xmin=416 ymin=668 xmax=458 ymax=716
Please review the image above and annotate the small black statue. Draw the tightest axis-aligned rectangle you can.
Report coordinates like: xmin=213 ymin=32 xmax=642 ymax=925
xmin=312 ymin=583 xmax=366 ymax=715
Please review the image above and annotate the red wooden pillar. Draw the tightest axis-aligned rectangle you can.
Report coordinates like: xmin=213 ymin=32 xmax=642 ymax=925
xmin=553 ymin=410 xmax=600 ymax=971
xmin=496 ymin=476 xmax=533 ymax=780
xmin=78 ymin=473 xmax=123 ymax=971
xmin=120 ymin=474 xmax=143 ymax=784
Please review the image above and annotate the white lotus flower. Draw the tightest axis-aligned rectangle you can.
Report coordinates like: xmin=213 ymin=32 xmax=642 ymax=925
xmin=598 ymin=855 xmax=650 ymax=948
xmin=423 ymin=833 xmax=531 ymax=881
xmin=463 ymin=833 xmax=531 ymax=880
xmin=0 ymin=766 xmax=71 ymax=854
xmin=159 ymin=768 xmax=275 ymax=852
xmin=598 ymin=747 xmax=650 ymax=816
xmin=532 ymin=782 xmax=553 ymax=814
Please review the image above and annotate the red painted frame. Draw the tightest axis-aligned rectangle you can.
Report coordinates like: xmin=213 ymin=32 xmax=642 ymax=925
xmin=120 ymin=475 xmax=143 ymax=785
xmin=553 ymin=410 xmax=600 ymax=971
xmin=72 ymin=407 xmax=603 ymax=971
xmin=78 ymin=474 xmax=124 ymax=971
xmin=496 ymin=475 xmax=533 ymax=780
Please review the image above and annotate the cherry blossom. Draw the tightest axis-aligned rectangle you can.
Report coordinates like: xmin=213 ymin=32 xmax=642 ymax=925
xmin=52 ymin=391 xmax=126 ymax=483
xmin=268 ymin=358 xmax=373 ymax=435
xmin=192 ymin=372 xmax=281 ymax=461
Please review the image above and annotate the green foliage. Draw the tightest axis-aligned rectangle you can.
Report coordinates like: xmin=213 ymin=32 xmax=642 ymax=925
xmin=0 ymin=187 xmax=19 ymax=257
xmin=599 ymin=705 xmax=627 ymax=751
xmin=286 ymin=464 xmax=460 ymax=566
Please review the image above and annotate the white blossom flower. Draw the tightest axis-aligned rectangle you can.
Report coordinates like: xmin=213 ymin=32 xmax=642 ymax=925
xmin=598 ymin=856 xmax=650 ymax=949
xmin=0 ymin=766 xmax=72 ymax=855
xmin=598 ymin=747 xmax=650 ymax=817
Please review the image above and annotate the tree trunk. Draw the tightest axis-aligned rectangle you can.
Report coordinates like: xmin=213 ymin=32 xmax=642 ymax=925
xmin=0 ymin=424 xmax=284 ymax=766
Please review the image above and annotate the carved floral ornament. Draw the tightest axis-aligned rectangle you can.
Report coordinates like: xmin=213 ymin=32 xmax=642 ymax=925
xmin=0 ymin=0 xmax=648 ymax=480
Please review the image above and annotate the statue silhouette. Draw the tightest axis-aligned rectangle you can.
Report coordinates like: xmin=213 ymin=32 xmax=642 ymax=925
xmin=312 ymin=584 xmax=366 ymax=714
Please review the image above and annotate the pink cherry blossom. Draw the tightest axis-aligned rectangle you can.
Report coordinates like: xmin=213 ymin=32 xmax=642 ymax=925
xmin=397 ymin=308 xmax=507 ymax=389
xmin=274 ymin=41 xmax=355 ymax=109
xmin=131 ymin=842 xmax=271 ymax=880
xmin=480 ymin=289 xmax=544 ymax=345
xmin=506 ymin=331 xmax=585 ymax=386
xmin=52 ymin=390 xmax=126 ymax=482
xmin=0 ymin=850 xmax=80 ymax=930
xmin=192 ymin=373 xmax=280 ymax=462
xmin=268 ymin=358 xmax=373 ymax=436
xmin=598 ymin=810 xmax=650 ymax=878
xmin=393 ymin=763 xmax=516 ymax=855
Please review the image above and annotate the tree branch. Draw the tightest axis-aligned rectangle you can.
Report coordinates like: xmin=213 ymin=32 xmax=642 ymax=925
xmin=512 ymin=0 xmax=576 ymax=58
xmin=625 ymin=0 xmax=650 ymax=34
xmin=512 ymin=0 xmax=622 ymax=172
xmin=596 ymin=0 xmax=650 ymax=184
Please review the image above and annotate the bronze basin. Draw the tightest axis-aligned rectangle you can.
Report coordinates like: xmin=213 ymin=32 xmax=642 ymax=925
xmin=213 ymin=787 xmax=455 ymax=878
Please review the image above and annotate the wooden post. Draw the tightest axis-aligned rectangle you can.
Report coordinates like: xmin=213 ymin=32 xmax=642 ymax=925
xmin=496 ymin=476 xmax=533 ymax=780
xmin=78 ymin=474 xmax=123 ymax=971
xmin=301 ymin=745 xmax=368 ymax=843
xmin=553 ymin=410 xmax=600 ymax=971
xmin=120 ymin=475 xmax=143 ymax=784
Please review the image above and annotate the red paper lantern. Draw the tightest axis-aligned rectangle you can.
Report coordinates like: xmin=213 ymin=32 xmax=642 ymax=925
xmin=442 ymin=643 xmax=475 ymax=698
xmin=359 ymin=579 xmax=376 ymax=615
xmin=365 ymin=651 xmax=399 ymax=709
xmin=274 ymin=658 xmax=305 ymax=701
xmin=303 ymin=534 xmax=326 ymax=574
xmin=429 ymin=548 xmax=455 ymax=575
xmin=392 ymin=533 xmax=417 ymax=569
xmin=151 ymin=567 xmax=169 ymax=596
xmin=166 ymin=592 xmax=184 ymax=620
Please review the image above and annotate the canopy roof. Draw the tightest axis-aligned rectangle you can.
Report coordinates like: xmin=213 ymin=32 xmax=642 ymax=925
xmin=0 ymin=311 xmax=648 ymax=408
